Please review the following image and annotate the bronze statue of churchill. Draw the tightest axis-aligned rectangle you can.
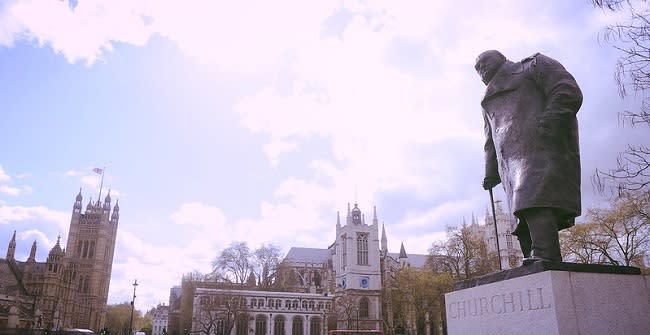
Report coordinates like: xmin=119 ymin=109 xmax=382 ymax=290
xmin=475 ymin=50 xmax=583 ymax=264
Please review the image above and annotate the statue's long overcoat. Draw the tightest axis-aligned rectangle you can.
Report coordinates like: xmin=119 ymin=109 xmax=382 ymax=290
xmin=482 ymin=53 xmax=583 ymax=231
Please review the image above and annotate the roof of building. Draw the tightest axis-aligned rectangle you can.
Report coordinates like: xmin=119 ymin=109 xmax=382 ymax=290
xmin=14 ymin=261 xmax=46 ymax=275
xmin=284 ymin=247 xmax=329 ymax=264
xmin=0 ymin=259 xmax=27 ymax=296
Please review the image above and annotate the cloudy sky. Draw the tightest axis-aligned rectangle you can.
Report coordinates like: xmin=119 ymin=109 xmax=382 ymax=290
xmin=1 ymin=0 xmax=648 ymax=311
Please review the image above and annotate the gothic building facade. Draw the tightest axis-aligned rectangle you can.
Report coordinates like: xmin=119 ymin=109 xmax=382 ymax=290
xmin=187 ymin=201 xmax=518 ymax=335
xmin=0 ymin=190 xmax=119 ymax=331
xmin=189 ymin=203 xmax=426 ymax=335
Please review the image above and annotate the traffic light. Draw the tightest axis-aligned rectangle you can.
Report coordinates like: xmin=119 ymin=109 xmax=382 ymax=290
xmin=44 ymin=329 xmax=50 ymax=335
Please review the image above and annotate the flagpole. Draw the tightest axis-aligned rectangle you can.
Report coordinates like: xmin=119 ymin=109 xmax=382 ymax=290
xmin=97 ymin=167 xmax=105 ymax=204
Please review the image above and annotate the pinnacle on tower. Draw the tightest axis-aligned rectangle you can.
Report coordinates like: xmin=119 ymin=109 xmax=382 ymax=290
xmin=28 ymin=240 xmax=37 ymax=261
xmin=381 ymin=223 xmax=388 ymax=255
xmin=6 ymin=230 xmax=16 ymax=260
xmin=399 ymin=242 xmax=407 ymax=259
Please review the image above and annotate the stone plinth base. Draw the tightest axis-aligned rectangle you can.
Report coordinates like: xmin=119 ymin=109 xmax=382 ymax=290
xmin=445 ymin=263 xmax=649 ymax=335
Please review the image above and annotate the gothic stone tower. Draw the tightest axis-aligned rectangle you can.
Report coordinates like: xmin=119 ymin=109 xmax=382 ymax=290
xmin=330 ymin=203 xmax=382 ymax=330
xmin=64 ymin=189 xmax=120 ymax=330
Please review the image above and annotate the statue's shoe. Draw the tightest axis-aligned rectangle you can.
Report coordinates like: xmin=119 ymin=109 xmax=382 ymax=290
xmin=522 ymin=256 xmax=559 ymax=265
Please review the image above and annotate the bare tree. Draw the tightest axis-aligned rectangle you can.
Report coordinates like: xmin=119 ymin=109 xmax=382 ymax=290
xmin=213 ymin=242 xmax=254 ymax=285
xmin=253 ymin=244 xmax=281 ymax=287
xmin=388 ymin=268 xmax=453 ymax=335
xmin=561 ymin=191 xmax=649 ymax=267
xmin=428 ymin=223 xmax=496 ymax=279
xmin=105 ymin=302 xmax=143 ymax=335
xmin=194 ymin=290 xmax=249 ymax=335
xmin=332 ymin=295 xmax=359 ymax=330
xmin=181 ymin=271 xmax=208 ymax=335
xmin=589 ymin=191 xmax=650 ymax=266
xmin=560 ymin=223 xmax=608 ymax=263
xmin=590 ymin=0 xmax=650 ymax=194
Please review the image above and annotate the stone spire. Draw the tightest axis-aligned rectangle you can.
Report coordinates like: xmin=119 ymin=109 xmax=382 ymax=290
xmin=399 ymin=242 xmax=407 ymax=259
xmin=381 ymin=223 xmax=388 ymax=255
xmin=336 ymin=211 xmax=341 ymax=229
xmin=6 ymin=230 xmax=16 ymax=260
xmin=28 ymin=240 xmax=37 ymax=261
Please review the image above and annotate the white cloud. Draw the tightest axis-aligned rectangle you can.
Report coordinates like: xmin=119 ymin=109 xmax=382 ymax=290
xmin=0 ymin=185 xmax=21 ymax=196
xmin=264 ymin=140 xmax=299 ymax=167
xmin=0 ymin=185 xmax=33 ymax=196
xmin=1 ymin=0 xmax=153 ymax=65
xmin=0 ymin=165 xmax=10 ymax=182
xmin=18 ymin=229 xmax=53 ymax=247
xmin=170 ymin=202 xmax=227 ymax=228
xmin=65 ymin=169 xmax=83 ymax=177
xmin=0 ymin=205 xmax=70 ymax=232
xmin=80 ymin=175 xmax=101 ymax=188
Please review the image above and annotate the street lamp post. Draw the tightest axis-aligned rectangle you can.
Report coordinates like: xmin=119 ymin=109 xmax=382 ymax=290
xmin=129 ymin=280 xmax=139 ymax=335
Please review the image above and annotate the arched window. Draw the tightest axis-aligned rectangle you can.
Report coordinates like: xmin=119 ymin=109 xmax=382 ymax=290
xmin=255 ymin=315 xmax=267 ymax=335
xmin=89 ymin=241 xmax=95 ymax=258
xmin=236 ymin=315 xmax=248 ymax=335
xmin=274 ymin=315 xmax=285 ymax=335
xmin=216 ymin=319 xmax=226 ymax=335
xmin=301 ymin=300 xmax=308 ymax=309
xmin=506 ymin=230 xmax=513 ymax=249
xmin=82 ymin=241 xmax=89 ymax=258
xmin=310 ymin=317 xmax=321 ymax=335
xmin=357 ymin=233 xmax=368 ymax=265
xmin=292 ymin=300 xmax=298 ymax=309
xmin=292 ymin=316 xmax=303 ymax=335
xmin=359 ymin=297 xmax=369 ymax=319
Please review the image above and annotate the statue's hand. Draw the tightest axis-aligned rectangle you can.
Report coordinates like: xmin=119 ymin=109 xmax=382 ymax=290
xmin=483 ymin=176 xmax=501 ymax=190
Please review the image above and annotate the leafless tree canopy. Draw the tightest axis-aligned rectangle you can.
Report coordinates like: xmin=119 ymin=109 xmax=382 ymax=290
xmin=195 ymin=291 xmax=249 ymax=335
xmin=561 ymin=191 xmax=649 ymax=267
xmin=212 ymin=242 xmax=283 ymax=287
xmin=386 ymin=268 xmax=452 ymax=335
xmin=427 ymin=223 xmax=497 ymax=279
xmin=212 ymin=242 xmax=254 ymax=285
xmin=253 ymin=244 xmax=282 ymax=287
xmin=590 ymin=0 xmax=650 ymax=194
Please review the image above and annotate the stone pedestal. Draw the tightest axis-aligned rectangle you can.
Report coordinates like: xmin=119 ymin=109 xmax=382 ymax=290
xmin=445 ymin=262 xmax=649 ymax=335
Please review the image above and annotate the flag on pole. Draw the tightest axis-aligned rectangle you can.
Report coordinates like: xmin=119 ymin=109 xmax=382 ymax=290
xmin=93 ymin=168 xmax=104 ymax=174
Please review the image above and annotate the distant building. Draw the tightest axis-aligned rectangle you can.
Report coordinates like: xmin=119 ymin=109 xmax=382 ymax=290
xmin=148 ymin=304 xmax=169 ymax=335
xmin=184 ymin=203 xmax=428 ymax=335
xmin=0 ymin=190 xmax=120 ymax=331
xmin=468 ymin=200 xmax=523 ymax=269
xmin=167 ymin=286 xmax=181 ymax=335
xmin=177 ymin=201 xmax=519 ymax=335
